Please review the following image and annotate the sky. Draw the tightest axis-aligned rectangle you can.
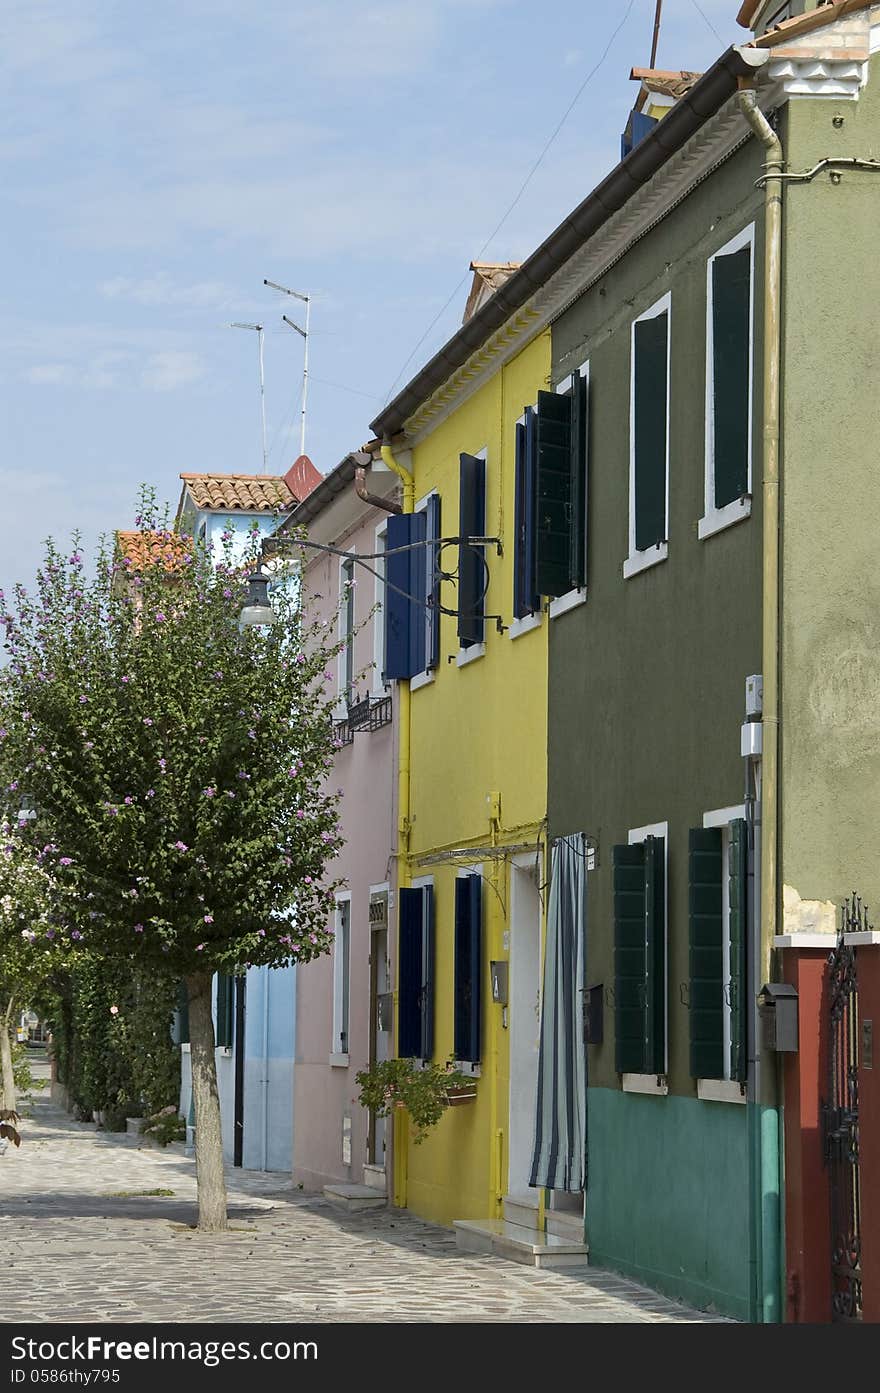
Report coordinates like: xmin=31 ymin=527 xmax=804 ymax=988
xmin=0 ymin=0 xmax=745 ymax=606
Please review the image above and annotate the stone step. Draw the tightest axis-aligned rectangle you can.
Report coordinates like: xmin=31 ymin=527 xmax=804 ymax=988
xmin=362 ymin=1164 xmax=387 ymax=1194
xmin=323 ymin=1184 xmax=387 ymax=1212
xmin=502 ymin=1195 xmax=540 ymax=1230
xmin=453 ymin=1218 xmax=589 ymax=1270
xmin=545 ymin=1209 xmax=585 ymax=1243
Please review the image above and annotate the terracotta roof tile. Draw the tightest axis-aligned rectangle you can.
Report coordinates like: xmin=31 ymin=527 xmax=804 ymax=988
xmin=116 ymin=530 xmax=193 ymax=572
xmin=179 ymin=473 xmax=294 ymax=513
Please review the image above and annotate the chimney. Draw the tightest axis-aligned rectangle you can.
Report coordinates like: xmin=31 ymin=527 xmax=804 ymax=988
xmin=462 ymin=262 xmax=521 ymax=324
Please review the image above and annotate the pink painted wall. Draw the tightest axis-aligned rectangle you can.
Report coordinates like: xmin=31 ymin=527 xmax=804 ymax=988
xmin=292 ymin=486 xmax=398 ymax=1191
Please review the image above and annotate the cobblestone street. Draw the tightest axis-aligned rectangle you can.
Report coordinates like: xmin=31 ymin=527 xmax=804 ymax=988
xmin=1 ymin=1068 xmax=725 ymax=1324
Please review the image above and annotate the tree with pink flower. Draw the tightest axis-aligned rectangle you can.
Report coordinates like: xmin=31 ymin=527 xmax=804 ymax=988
xmin=0 ymin=488 xmax=348 ymax=1228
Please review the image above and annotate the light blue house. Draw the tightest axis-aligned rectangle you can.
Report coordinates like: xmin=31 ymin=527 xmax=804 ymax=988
xmin=174 ymin=457 xmax=322 ymax=1172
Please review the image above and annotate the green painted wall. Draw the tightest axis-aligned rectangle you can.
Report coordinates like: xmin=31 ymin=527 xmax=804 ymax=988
xmin=587 ymin=1088 xmax=750 ymax=1319
xmin=548 ymin=137 xmax=767 ymax=1318
xmin=778 ymin=61 xmax=880 ymax=924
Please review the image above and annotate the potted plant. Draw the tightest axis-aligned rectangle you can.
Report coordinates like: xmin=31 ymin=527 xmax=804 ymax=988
xmin=355 ymin=1057 xmax=476 ymax=1144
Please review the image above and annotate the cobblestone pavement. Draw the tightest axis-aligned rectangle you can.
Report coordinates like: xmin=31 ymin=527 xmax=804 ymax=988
xmin=1 ymin=1067 xmax=726 ymax=1324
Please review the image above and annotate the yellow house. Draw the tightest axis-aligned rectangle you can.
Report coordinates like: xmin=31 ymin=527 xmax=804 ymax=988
xmin=371 ymin=267 xmax=589 ymax=1262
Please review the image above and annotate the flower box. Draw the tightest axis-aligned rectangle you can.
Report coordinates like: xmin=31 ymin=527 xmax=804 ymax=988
xmin=444 ymin=1082 xmax=477 ymax=1106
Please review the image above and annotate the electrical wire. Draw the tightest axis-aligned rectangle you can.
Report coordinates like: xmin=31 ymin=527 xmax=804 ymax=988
xmin=688 ymin=0 xmax=726 ymax=45
xmin=382 ymin=0 xmax=639 ymax=407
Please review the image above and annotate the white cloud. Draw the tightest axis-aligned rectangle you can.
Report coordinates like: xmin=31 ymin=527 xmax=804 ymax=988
xmin=25 ymin=364 xmax=73 ymax=385
xmin=99 ymin=274 xmax=241 ymax=310
xmin=140 ymin=351 xmax=205 ymax=392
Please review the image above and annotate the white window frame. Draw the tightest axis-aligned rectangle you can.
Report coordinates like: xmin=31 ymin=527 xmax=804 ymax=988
xmin=411 ymin=488 xmax=440 ymax=690
xmin=699 ymin=224 xmax=755 ymax=542
xmin=330 ymin=893 xmax=351 ymax=1065
xmin=453 ymin=864 xmax=484 ymax=1076
xmin=548 ymin=362 xmax=589 ymax=618
xmin=622 ymin=819 xmax=668 ymax=1093
xmin=624 ymin=294 xmax=670 ymax=580
xmin=457 ymin=448 xmax=488 ymax=666
xmin=698 ymin=804 xmax=748 ymax=1104
xmin=372 ymin=519 xmax=389 ymax=697
xmin=335 ymin=550 xmax=356 ymax=719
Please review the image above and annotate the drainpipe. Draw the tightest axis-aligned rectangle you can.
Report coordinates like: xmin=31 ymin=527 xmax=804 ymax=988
xmin=355 ymin=466 xmax=402 ymax=514
xmin=736 ymin=69 xmax=783 ymax=1325
xmin=381 ymin=440 xmax=414 ymax=1209
xmin=261 ymin=968 xmax=270 ymax=1171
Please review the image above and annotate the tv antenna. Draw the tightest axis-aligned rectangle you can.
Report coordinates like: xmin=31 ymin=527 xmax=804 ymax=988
xmin=230 ymin=322 xmax=267 ymax=470
xmin=264 ymin=279 xmax=311 ymax=458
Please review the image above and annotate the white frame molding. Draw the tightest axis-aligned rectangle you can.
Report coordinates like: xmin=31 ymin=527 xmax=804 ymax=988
xmin=335 ymin=549 xmax=356 ymax=720
xmin=623 ymin=819 xmax=669 ymax=1087
xmin=625 ymin=293 xmax=671 ymax=580
xmin=699 ymin=223 xmax=755 ymax=542
xmin=372 ymin=518 xmax=389 ymax=698
xmin=457 ymin=447 xmax=488 ymax=666
xmin=508 ymin=611 xmax=542 ymax=641
xmin=548 ymin=362 xmax=589 ymax=616
xmin=331 ymin=892 xmax=352 ymax=1065
xmin=701 ymin=804 xmax=746 ymax=1091
xmin=408 ymin=487 xmax=441 ymax=689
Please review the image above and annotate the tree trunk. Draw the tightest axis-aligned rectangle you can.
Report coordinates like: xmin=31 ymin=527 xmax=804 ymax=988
xmin=186 ymin=971 xmax=228 ymax=1232
xmin=1 ymin=997 xmax=17 ymax=1113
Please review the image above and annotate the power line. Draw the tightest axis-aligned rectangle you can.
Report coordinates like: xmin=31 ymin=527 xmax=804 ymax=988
xmin=382 ymin=0 xmax=639 ymax=407
xmin=688 ymin=0 xmax=725 ymax=45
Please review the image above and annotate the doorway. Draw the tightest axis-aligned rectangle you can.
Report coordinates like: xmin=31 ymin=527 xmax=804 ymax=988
xmin=508 ymin=856 xmax=542 ymax=1201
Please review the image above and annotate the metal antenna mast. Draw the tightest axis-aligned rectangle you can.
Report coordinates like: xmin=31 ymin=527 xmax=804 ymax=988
xmin=230 ymin=322 xmax=267 ymax=470
xmin=650 ymin=0 xmax=663 ymax=69
xmin=264 ymin=279 xmax=311 ymax=457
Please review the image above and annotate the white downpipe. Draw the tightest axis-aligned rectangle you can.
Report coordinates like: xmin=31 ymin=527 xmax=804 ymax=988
xmin=261 ymin=969 xmax=269 ymax=1171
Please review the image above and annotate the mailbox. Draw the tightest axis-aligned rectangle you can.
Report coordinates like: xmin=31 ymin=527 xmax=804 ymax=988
xmin=757 ymin=982 xmax=798 ymax=1053
xmin=490 ymin=960 xmax=509 ymax=1006
xmin=583 ymin=984 xmax=604 ymax=1045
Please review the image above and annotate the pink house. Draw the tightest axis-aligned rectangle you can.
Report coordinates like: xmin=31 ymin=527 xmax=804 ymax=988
xmin=283 ymin=448 xmax=400 ymax=1197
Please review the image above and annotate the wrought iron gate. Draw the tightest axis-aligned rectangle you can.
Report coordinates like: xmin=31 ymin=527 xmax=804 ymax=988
xmin=823 ymin=893 xmax=864 ymax=1323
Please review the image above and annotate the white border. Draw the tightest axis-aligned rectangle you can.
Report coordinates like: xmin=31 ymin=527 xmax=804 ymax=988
xmin=548 ymin=362 xmax=589 ymax=614
xmin=372 ymin=518 xmax=389 ymax=697
xmin=335 ymin=550 xmax=355 ymax=720
xmin=410 ymin=488 xmax=440 ymax=689
xmin=331 ymin=892 xmax=352 ymax=1061
xmin=698 ymin=1079 xmax=746 ymax=1105
xmin=701 ymin=804 xmax=746 ymax=1087
xmin=508 ymin=611 xmax=542 ymax=641
xmin=699 ymin=224 xmax=755 ymax=542
xmin=456 ymin=642 xmax=485 ymax=668
xmin=626 ymin=819 xmax=669 ymax=1081
xmin=625 ymin=293 xmax=670 ymax=580
xmin=622 ymin=1073 xmax=669 ymax=1096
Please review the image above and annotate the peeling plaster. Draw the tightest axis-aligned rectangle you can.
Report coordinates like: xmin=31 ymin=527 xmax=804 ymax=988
xmin=783 ymin=883 xmax=838 ymax=936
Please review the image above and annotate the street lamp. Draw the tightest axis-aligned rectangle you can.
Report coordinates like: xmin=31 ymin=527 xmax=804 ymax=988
xmin=238 ymin=569 xmax=278 ymax=630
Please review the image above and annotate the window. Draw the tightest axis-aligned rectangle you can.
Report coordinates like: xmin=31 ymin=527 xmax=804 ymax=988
xmin=382 ymin=496 xmax=441 ymax=682
xmin=531 ymin=368 xmax=588 ymax=605
xmin=332 ymin=897 xmax=351 ymax=1058
xmin=689 ymin=808 xmax=748 ymax=1087
xmin=458 ymin=453 xmax=486 ymax=652
xmin=215 ymin=973 xmax=235 ymax=1049
xmin=613 ymin=822 xmax=667 ymax=1081
xmin=700 ymin=226 xmax=754 ymax=540
xmin=339 ymin=556 xmax=355 ymax=706
xmin=625 ymin=295 xmax=670 ymax=579
xmin=454 ymin=873 xmax=482 ymax=1065
xmin=398 ymin=881 xmax=435 ymax=1061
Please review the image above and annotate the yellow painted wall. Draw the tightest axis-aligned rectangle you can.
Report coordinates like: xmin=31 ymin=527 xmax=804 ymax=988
xmin=400 ymin=329 xmax=550 ymax=1226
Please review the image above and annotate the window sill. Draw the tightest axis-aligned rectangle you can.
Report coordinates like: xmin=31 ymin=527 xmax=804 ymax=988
xmin=548 ymin=587 xmax=586 ymax=619
xmin=697 ymin=1078 xmax=746 ymax=1105
xmin=329 ymin=1052 xmax=350 ymax=1068
xmin=180 ymin=1043 xmax=191 ymax=1055
xmin=217 ymin=1046 xmax=232 ymax=1058
xmin=410 ymin=669 xmax=435 ymax=693
xmin=623 ymin=544 xmax=668 ymax=580
xmin=456 ymin=643 xmax=485 ymax=668
xmin=508 ymin=611 xmax=542 ymax=641
xmin=698 ymin=496 xmax=751 ymax=541
xmin=622 ymin=1073 xmax=668 ymax=1096
xmin=453 ymin=1061 xmax=482 ymax=1078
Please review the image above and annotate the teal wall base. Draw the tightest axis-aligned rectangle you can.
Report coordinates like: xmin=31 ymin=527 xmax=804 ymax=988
xmin=587 ymin=1087 xmax=755 ymax=1321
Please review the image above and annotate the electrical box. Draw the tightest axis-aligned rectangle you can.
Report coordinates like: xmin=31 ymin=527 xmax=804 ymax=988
xmin=490 ymin=960 xmax=509 ymax=1005
xmin=741 ymin=722 xmax=763 ymax=758
xmin=758 ymin=982 xmax=798 ymax=1053
xmin=746 ymin=674 xmax=763 ymax=718
xmin=583 ymin=985 xmax=604 ymax=1045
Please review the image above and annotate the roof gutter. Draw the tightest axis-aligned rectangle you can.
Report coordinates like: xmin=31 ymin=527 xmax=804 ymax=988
xmin=371 ymin=45 xmax=757 ymax=441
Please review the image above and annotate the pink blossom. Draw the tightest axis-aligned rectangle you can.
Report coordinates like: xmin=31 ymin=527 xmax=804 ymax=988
xmin=59 ymin=856 xmax=73 ymax=866
xmin=195 ymin=943 xmax=205 ymax=952
xmin=174 ymin=840 xmax=188 ymax=852
xmin=146 ymin=789 xmax=156 ymax=799
xmin=143 ymin=718 xmax=153 ymax=727
xmin=133 ymin=924 xmax=144 ymax=933
xmin=124 ymin=796 xmax=133 ymax=805
xmin=203 ymin=913 xmax=214 ymax=924
xmin=154 ymin=611 xmax=166 ymax=623
xmin=109 ymin=1005 xmax=119 ymax=1016
xmin=203 ymin=787 xmax=216 ymax=798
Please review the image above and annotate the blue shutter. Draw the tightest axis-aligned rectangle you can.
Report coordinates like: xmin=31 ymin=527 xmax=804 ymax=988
xmin=688 ymin=828 xmax=724 ymax=1080
xmin=458 ymin=453 xmax=486 ymax=647
xmin=384 ymin=511 xmax=427 ymax=680
xmin=535 ymin=390 xmax=573 ymax=597
xmin=514 ymin=411 xmax=540 ymax=619
xmin=425 ymin=493 xmax=441 ymax=670
xmin=398 ymin=885 xmax=435 ymax=1061
xmin=454 ymin=875 xmax=482 ymax=1064
xmin=633 ymin=312 xmax=668 ymax=551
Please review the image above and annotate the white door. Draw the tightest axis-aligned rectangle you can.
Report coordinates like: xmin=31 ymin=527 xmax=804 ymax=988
xmin=508 ymin=859 xmax=542 ymax=1200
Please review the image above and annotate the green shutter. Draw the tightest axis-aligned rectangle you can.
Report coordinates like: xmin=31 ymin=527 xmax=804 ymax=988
xmin=569 ymin=372 xmax=588 ymax=590
xmin=535 ymin=390 xmax=573 ymax=597
xmin=215 ymin=973 xmax=234 ymax=1049
xmin=729 ymin=819 xmax=748 ymax=1083
xmin=712 ymin=246 xmax=751 ymax=509
xmin=633 ymin=311 xmax=668 ymax=551
xmin=644 ymin=835 xmax=666 ymax=1075
xmin=613 ymin=842 xmax=648 ymax=1074
xmin=688 ymin=828 xmax=724 ymax=1079
xmin=458 ymin=453 xmax=486 ymax=647
xmin=172 ymin=980 xmax=190 ymax=1046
